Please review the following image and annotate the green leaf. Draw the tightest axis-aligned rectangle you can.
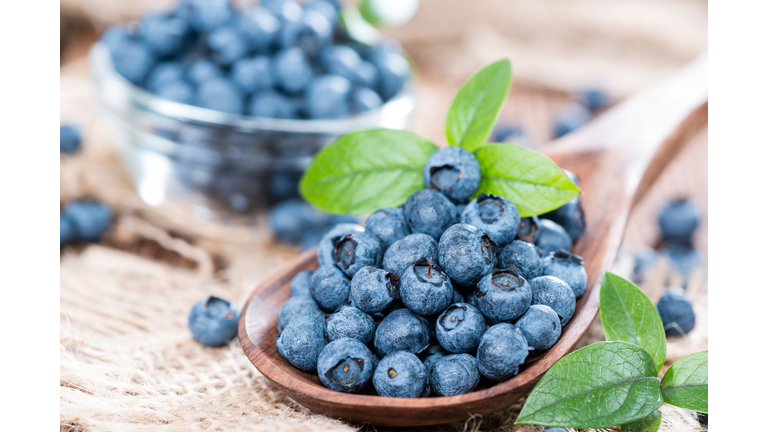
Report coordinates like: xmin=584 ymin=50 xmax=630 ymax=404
xmin=600 ymin=272 xmax=667 ymax=373
xmin=661 ymin=351 xmax=708 ymax=413
xmin=516 ymin=341 xmax=663 ymax=428
xmin=299 ymin=129 xmax=437 ymax=214
xmin=621 ymin=410 xmax=661 ymax=432
xmin=445 ymin=59 xmax=512 ymax=152
xmin=474 ymin=144 xmax=580 ymax=217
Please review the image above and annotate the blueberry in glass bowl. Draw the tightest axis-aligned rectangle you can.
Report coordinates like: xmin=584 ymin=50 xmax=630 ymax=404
xmin=90 ymin=0 xmax=416 ymax=221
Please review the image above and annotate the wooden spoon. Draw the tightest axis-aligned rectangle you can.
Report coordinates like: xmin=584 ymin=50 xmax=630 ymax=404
xmin=238 ymin=55 xmax=708 ymax=427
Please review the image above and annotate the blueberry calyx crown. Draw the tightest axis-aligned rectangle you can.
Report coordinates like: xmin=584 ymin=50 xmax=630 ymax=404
xmin=413 ymin=256 xmax=446 ymax=286
xmin=325 ymin=356 xmax=366 ymax=387
xmin=476 ymin=193 xmax=506 ymax=223
xmin=428 ymin=164 xmax=462 ymax=194
xmin=553 ymin=248 xmax=583 ymax=265
xmin=204 ymin=296 xmax=234 ymax=319
xmin=490 ymin=267 xmax=524 ymax=291
xmin=479 ymin=233 xmax=499 ymax=262
xmin=331 ymin=234 xmax=358 ymax=269
xmin=385 ymin=271 xmax=401 ymax=299
xmin=440 ymin=304 xmax=466 ymax=330
xmin=517 ymin=216 xmax=540 ymax=242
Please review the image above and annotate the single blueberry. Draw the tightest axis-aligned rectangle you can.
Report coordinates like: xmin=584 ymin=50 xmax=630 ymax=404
xmin=497 ymin=240 xmax=543 ymax=281
xmin=438 ymin=223 xmax=498 ymax=286
xmin=277 ymin=315 xmax=327 ymax=371
xmin=249 ymin=91 xmax=298 ymax=119
xmin=404 ymin=189 xmax=459 ymax=241
xmin=196 ymin=78 xmax=244 ymax=114
xmin=188 ymin=0 xmax=234 ymax=33
xmin=269 ymin=199 xmax=328 ymax=244
xmin=656 ymin=288 xmax=695 ymax=337
xmin=436 ymin=303 xmax=487 ymax=353
xmin=541 ymin=196 xmax=585 ymax=242
xmin=535 ymin=219 xmax=572 ymax=255
xmin=371 ymin=50 xmax=409 ymax=101
xmin=60 ymin=125 xmax=81 ymax=154
xmin=139 ymin=13 xmax=190 ymax=57
xmin=350 ymin=87 xmax=383 ymax=114
xmin=577 ymin=88 xmax=609 ymax=113
xmin=552 ymin=103 xmax=591 ymax=139
xmin=423 ymin=147 xmax=482 ymax=204
xmin=280 ymin=9 xmax=332 ymax=54
xmin=304 ymin=75 xmax=352 ymax=119
xmin=156 ymin=80 xmax=195 ymax=104
xmin=419 ymin=344 xmax=449 ymax=372
xmin=207 ymin=25 xmax=249 ymax=66
xmin=365 ymin=207 xmax=411 ymax=250
xmin=310 ymin=265 xmax=351 ymax=312
xmin=373 ymin=351 xmax=428 ymax=398
xmin=238 ymin=6 xmax=280 ymax=51
xmin=461 ymin=194 xmax=520 ymax=246
xmin=317 ymin=223 xmax=364 ymax=267
xmin=429 ymin=354 xmax=480 ymax=396
xmin=374 ymin=308 xmax=430 ymax=356
xmin=474 ymin=267 xmax=532 ymax=322
xmin=317 ymin=337 xmax=376 ymax=393
xmin=382 ymin=233 xmax=438 ymax=277
xmin=541 ymin=249 xmax=588 ymax=299
xmin=319 ymin=45 xmax=361 ymax=82
xmin=145 ymin=62 xmax=185 ymax=93
xmin=188 ymin=296 xmax=239 ymax=347
xmin=529 ymin=275 xmax=576 ymax=326
xmin=273 ymin=47 xmax=314 ymax=94
xmin=112 ymin=40 xmax=155 ymax=85
xmin=326 ymin=304 xmax=376 ymax=344
xmin=399 ymin=257 xmax=453 ymax=316
xmin=277 ymin=296 xmax=324 ymax=333
xmin=516 ymin=304 xmax=562 ymax=351
xmin=355 ymin=61 xmax=379 ymax=89
xmin=350 ymin=266 xmax=400 ymax=314
xmin=60 ymin=213 xmax=75 ymax=247
xmin=231 ymin=56 xmax=273 ymax=94
xmin=658 ymin=199 xmax=700 ymax=241
xmin=330 ymin=231 xmax=383 ymax=278
xmin=62 ymin=200 xmax=113 ymax=242
xmin=100 ymin=24 xmax=132 ymax=55
xmin=516 ymin=216 xmax=540 ymax=243
xmin=476 ymin=323 xmax=531 ymax=380
xmin=290 ymin=269 xmax=314 ymax=297
xmin=186 ymin=59 xmax=223 ymax=86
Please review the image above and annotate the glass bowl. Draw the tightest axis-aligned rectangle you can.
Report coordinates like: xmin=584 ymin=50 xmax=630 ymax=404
xmin=89 ymin=42 xmax=417 ymax=221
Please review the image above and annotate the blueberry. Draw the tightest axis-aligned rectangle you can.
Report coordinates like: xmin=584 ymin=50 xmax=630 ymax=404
xmin=382 ymin=233 xmax=438 ymax=277
xmin=300 ymin=226 xmax=331 ymax=251
xmin=632 ymin=247 xmax=657 ymax=284
xmin=438 ymin=223 xmax=498 ymax=286
xmin=238 ymin=6 xmax=280 ymax=51
xmin=310 ymin=265 xmax=351 ymax=312
xmin=277 ymin=315 xmax=327 ymax=371
xmin=280 ymin=9 xmax=332 ymax=54
xmin=461 ymin=194 xmax=520 ymax=246
xmin=268 ymin=171 xmax=301 ymax=201
xmin=419 ymin=344 xmax=449 ymax=372
xmin=529 ymin=275 xmax=576 ymax=326
xmin=535 ymin=219 xmax=572 ymax=254
xmin=188 ymin=0 xmax=234 ymax=33
xmin=326 ymin=304 xmax=376 ymax=343
xmin=350 ymin=87 xmax=383 ymax=114
xmin=60 ymin=213 xmax=75 ymax=247
xmin=541 ymin=196 xmax=585 ymax=242
xmin=62 ymin=200 xmax=113 ymax=242
xmin=264 ymin=0 xmax=303 ymax=25
xmin=429 ymin=354 xmax=480 ymax=396
xmin=399 ymin=257 xmax=453 ymax=316
xmin=541 ymin=249 xmax=587 ymax=299
xmin=319 ymin=45 xmax=363 ymax=84
xmin=112 ymin=40 xmax=155 ymax=85
xmin=476 ymin=323 xmax=530 ymax=380
xmin=577 ymin=88 xmax=609 ymax=113
xmin=208 ymin=25 xmax=249 ymax=66
xmin=304 ymin=0 xmax=339 ymax=25
xmin=317 ymin=223 xmax=364 ymax=267
xmin=277 ymin=296 xmax=324 ymax=333
xmin=373 ymin=351 xmax=428 ymax=398
xmin=146 ymin=62 xmax=185 ymax=92
xmin=474 ymin=267 xmax=532 ymax=322
xmin=658 ymin=199 xmax=700 ymax=241
xmin=186 ymin=59 xmax=223 ymax=86
xmin=365 ymin=207 xmax=411 ymax=250
xmin=269 ymin=199 xmax=327 ymax=244
xmin=156 ymin=80 xmax=195 ymax=104
xmin=317 ymin=337 xmax=376 ymax=393
xmin=371 ymin=50 xmax=409 ymax=101
xmin=139 ymin=13 xmax=190 ymax=57
xmin=329 ymin=231 xmax=383 ymax=278
xmin=304 ymin=75 xmax=352 ymax=119
xmin=273 ymin=47 xmax=314 ymax=94
xmin=516 ymin=304 xmax=562 ymax=351
xmin=660 ymin=239 xmax=700 ymax=281
xmin=404 ymin=189 xmax=459 ymax=241
xmin=423 ymin=147 xmax=482 ymax=204
xmin=231 ymin=56 xmax=273 ymax=94
xmin=196 ymin=78 xmax=243 ymax=114
xmin=552 ymin=103 xmax=591 ymax=139
xmin=188 ymin=296 xmax=239 ymax=347
xmin=374 ymin=308 xmax=430 ymax=356
xmin=350 ymin=266 xmax=400 ymax=313
xmin=248 ymin=91 xmax=298 ymax=119
xmin=497 ymin=240 xmax=543 ymax=281
xmin=516 ymin=216 xmax=540 ymax=243
xmin=60 ymin=125 xmax=81 ymax=154
xmin=656 ymin=288 xmax=695 ymax=337
xmin=100 ymin=25 xmax=132 ymax=54
xmin=290 ymin=270 xmax=314 ymax=297
xmin=436 ymin=303 xmax=487 ymax=353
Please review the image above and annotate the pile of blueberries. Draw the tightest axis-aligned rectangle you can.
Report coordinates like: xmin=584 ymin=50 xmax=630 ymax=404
xmin=275 ymin=146 xmax=588 ymax=397
xmin=100 ymin=0 xmax=410 ymax=119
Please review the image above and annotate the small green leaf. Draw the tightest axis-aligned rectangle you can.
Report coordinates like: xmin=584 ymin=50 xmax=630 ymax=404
xmin=445 ymin=59 xmax=512 ymax=152
xmin=474 ymin=144 xmax=580 ymax=216
xmin=299 ymin=129 xmax=437 ymax=214
xmin=517 ymin=341 xmax=663 ymax=428
xmin=661 ymin=351 xmax=708 ymax=413
xmin=621 ymin=409 xmax=661 ymax=432
xmin=600 ymin=272 xmax=667 ymax=373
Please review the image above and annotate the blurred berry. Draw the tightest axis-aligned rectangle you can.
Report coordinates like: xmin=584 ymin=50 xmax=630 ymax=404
xmin=60 ymin=125 xmax=81 ymax=154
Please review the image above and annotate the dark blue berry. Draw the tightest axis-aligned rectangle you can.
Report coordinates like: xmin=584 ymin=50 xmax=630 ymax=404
xmin=269 ymin=199 xmax=327 ymax=244
xmin=529 ymin=275 xmax=576 ymax=326
xmin=290 ymin=270 xmax=314 ymax=297
xmin=656 ymin=288 xmax=695 ymax=337
xmin=436 ymin=303 xmax=487 ymax=353
xmin=60 ymin=213 xmax=75 ymax=247
xmin=535 ymin=219 xmax=572 ymax=254
xmin=423 ymin=147 xmax=482 ymax=204
xmin=516 ymin=216 xmax=540 ymax=243
xmin=429 ymin=354 xmax=480 ymax=396
xmin=303 ymin=75 xmax=352 ymax=119
xmin=541 ymin=249 xmax=587 ymax=298
xmin=304 ymin=0 xmax=339 ymax=25
xmin=658 ymin=199 xmax=700 ymax=241
xmin=317 ymin=223 xmax=364 ymax=267
xmin=273 ymin=47 xmax=314 ymax=94
xmin=516 ymin=304 xmax=561 ymax=351
xmin=350 ymin=87 xmax=383 ymax=114
xmin=474 ymin=267 xmax=532 ymax=322
xmin=373 ymin=351 xmax=428 ymax=398
xmin=248 ymin=91 xmax=298 ymax=119
xmin=100 ymin=25 xmax=132 ymax=54
xmin=231 ymin=56 xmax=273 ymax=94
xmin=60 ymin=125 xmax=81 ymax=154
xmin=156 ymin=80 xmax=195 ymax=104
xmin=497 ymin=240 xmax=543 ymax=281
xmin=365 ymin=207 xmax=411 ymax=250
xmin=330 ymin=231 xmax=383 ymax=278
xmin=188 ymin=0 xmax=234 ymax=33
xmin=438 ymin=223 xmax=498 ymax=286
xmin=310 ymin=265 xmax=351 ymax=312
xmin=186 ymin=59 xmax=223 ymax=86
xmin=188 ymin=296 xmax=239 ymax=347
xmin=317 ymin=337 xmax=376 ymax=393
xmin=280 ymin=9 xmax=332 ymax=54
xmin=404 ymin=189 xmax=459 ymax=241
xmin=112 ymin=40 xmax=155 ymax=85
xmin=326 ymin=304 xmax=376 ymax=343
xmin=238 ymin=6 xmax=280 ymax=51
xmin=577 ymin=88 xmax=609 ymax=113
xmin=461 ymin=193 xmax=520 ymax=246
xmin=196 ymin=78 xmax=243 ymax=114
xmin=350 ymin=266 xmax=400 ymax=314
xmin=146 ymin=62 xmax=185 ymax=92
xmin=277 ymin=296 xmax=324 ymax=333
xmin=399 ymin=257 xmax=453 ymax=316
xmin=382 ymin=233 xmax=438 ymax=277
xmin=541 ymin=196 xmax=585 ymax=242
xmin=139 ymin=13 xmax=190 ymax=57
xmin=371 ymin=50 xmax=409 ymax=101
xmin=476 ymin=323 xmax=530 ymax=380
xmin=277 ymin=315 xmax=327 ymax=371
xmin=419 ymin=344 xmax=449 ymax=373
xmin=62 ymin=200 xmax=113 ymax=242
xmin=208 ymin=25 xmax=249 ymax=66
xmin=374 ymin=308 xmax=430 ymax=356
